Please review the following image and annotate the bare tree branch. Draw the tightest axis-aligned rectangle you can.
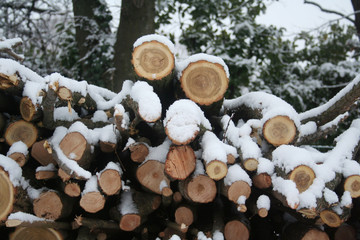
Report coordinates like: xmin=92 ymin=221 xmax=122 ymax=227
xmin=304 ymin=0 xmax=355 ymax=24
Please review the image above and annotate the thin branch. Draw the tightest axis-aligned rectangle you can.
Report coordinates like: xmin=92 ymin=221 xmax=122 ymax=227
xmin=304 ymin=0 xmax=355 ymax=24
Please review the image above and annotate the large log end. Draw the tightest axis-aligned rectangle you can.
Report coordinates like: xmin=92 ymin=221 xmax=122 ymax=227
xmin=180 ymin=60 xmax=228 ymax=106
xmin=132 ymin=41 xmax=174 ymax=80
xmin=263 ymin=115 xmax=297 ymax=146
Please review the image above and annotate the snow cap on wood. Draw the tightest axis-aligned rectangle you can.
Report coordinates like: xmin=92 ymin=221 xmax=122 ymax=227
xmin=164 ymin=99 xmax=211 ymax=145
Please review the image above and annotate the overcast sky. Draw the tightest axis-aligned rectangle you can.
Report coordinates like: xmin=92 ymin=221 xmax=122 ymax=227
xmin=257 ymin=0 xmax=354 ymax=36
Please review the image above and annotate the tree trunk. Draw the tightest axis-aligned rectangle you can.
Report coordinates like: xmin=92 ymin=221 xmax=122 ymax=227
xmin=113 ymin=0 xmax=155 ymax=92
xmin=352 ymin=0 xmax=360 ymax=39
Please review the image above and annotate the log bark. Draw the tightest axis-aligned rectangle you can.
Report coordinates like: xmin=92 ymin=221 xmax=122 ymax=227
xmin=165 ymin=145 xmax=196 ymax=180
xmin=31 ymin=140 xmax=57 ymax=166
xmin=4 ymin=120 xmax=38 ymax=147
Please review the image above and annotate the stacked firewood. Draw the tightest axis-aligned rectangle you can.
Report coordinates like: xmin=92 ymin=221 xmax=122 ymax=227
xmin=0 ymin=35 xmax=359 ymax=240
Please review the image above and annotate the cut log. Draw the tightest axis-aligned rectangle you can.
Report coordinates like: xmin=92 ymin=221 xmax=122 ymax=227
xmin=174 ymin=205 xmax=195 ymax=228
xmin=0 ymin=72 xmax=22 ymax=94
xmin=343 ymin=175 xmax=360 ymax=198
xmin=263 ymin=115 xmax=297 ymax=146
xmin=221 ymin=180 xmax=251 ymax=210
xmin=252 ymin=173 xmax=272 ymax=189
xmin=33 ymin=190 xmax=73 ymax=220
xmin=20 ymin=96 xmax=42 ymax=122
xmin=205 ymin=160 xmax=228 ymax=181
xmin=319 ymin=209 xmax=343 ymax=228
xmin=4 ymin=120 xmax=38 ymax=147
xmin=165 ymin=145 xmax=196 ymax=180
xmin=129 ymin=141 xmax=150 ymax=163
xmin=111 ymin=190 xmax=161 ymax=232
xmin=63 ymin=182 xmax=81 ymax=197
xmin=8 ymin=152 xmax=28 ymax=167
xmin=288 ymin=165 xmax=316 ymax=193
xmin=58 ymin=131 xmax=92 ymax=169
xmin=282 ymin=222 xmax=329 ymax=240
xmin=98 ymin=162 xmax=122 ymax=196
xmin=178 ymin=174 xmax=216 ymax=204
xmin=99 ymin=140 xmax=116 ymax=153
xmin=80 ymin=176 xmax=106 ymax=213
xmin=80 ymin=192 xmax=106 ymax=213
xmin=221 ymin=164 xmax=251 ymax=210
xmin=9 ymin=227 xmax=64 ymax=240
xmin=136 ymin=160 xmax=171 ymax=195
xmin=334 ymin=224 xmax=357 ymax=240
xmin=31 ymin=140 xmax=57 ymax=166
xmin=224 ymin=220 xmax=250 ymax=240
xmin=178 ymin=55 xmax=229 ymax=106
xmin=132 ymin=38 xmax=175 ymax=81
xmin=0 ymin=167 xmax=15 ymax=221
xmin=35 ymin=165 xmax=57 ymax=180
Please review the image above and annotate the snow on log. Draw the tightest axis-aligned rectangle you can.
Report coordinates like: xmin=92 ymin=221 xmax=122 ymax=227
xmin=252 ymin=157 xmax=274 ymax=189
xmin=6 ymin=141 xmax=29 ymax=167
xmin=221 ymin=164 xmax=252 ymax=211
xmin=176 ymin=53 xmax=229 ymax=106
xmin=224 ymin=91 xmax=300 ymax=146
xmin=97 ymin=162 xmax=122 ymax=196
xmin=221 ymin=115 xmax=261 ymax=171
xmin=136 ymin=139 xmax=172 ymax=195
xmin=300 ymin=75 xmax=360 ymax=126
xmin=132 ymin=34 xmax=175 ymax=81
xmin=35 ymin=164 xmax=57 ymax=180
xmin=128 ymin=138 xmax=150 ymax=163
xmin=80 ymin=175 xmax=106 ymax=213
xmin=201 ymin=131 xmax=236 ymax=180
xmin=0 ymin=37 xmax=23 ymax=61
xmin=164 ymin=99 xmax=211 ymax=145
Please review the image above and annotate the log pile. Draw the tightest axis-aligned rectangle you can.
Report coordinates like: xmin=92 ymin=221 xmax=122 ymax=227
xmin=0 ymin=35 xmax=360 ymax=240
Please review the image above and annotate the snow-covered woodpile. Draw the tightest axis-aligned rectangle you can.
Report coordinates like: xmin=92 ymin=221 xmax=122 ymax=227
xmin=0 ymin=35 xmax=360 ymax=240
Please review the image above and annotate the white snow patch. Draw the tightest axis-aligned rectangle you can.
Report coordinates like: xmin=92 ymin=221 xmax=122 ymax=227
xmin=8 ymin=212 xmax=53 ymax=223
xmin=82 ymin=175 xmax=99 ymax=195
xmin=257 ymin=195 xmax=270 ymax=210
xmin=201 ymin=131 xmax=237 ymax=164
xmin=130 ymin=81 xmax=161 ymax=122
xmin=133 ymin=34 xmax=175 ymax=54
xmin=7 ymin=141 xmax=28 ymax=157
xmin=54 ymin=107 xmax=80 ymax=121
xmin=0 ymin=154 xmax=23 ymax=187
xmin=224 ymin=164 xmax=251 ymax=186
xmin=144 ymin=138 xmax=172 ymax=163
xmin=176 ymin=53 xmax=230 ymax=78
xmin=36 ymin=164 xmax=56 ymax=172
xmin=91 ymin=110 xmax=108 ymax=122
xmin=118 ymin=191 xmax=138 ymax=215
xmin=164 ymin=99 xmax=211 ymax=144
xmin=257 ymin=157 xmax=274 ymax=175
